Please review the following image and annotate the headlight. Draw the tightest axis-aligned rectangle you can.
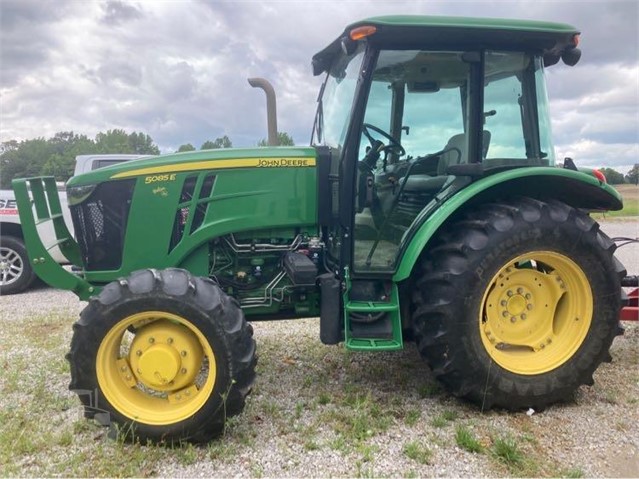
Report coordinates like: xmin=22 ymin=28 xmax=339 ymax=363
xmin=67 ymin=184 xmax=97 ymax=206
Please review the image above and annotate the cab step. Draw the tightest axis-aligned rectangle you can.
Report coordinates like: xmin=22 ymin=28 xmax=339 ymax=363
xmin=344 ymin=281 xmax=403 ymax=351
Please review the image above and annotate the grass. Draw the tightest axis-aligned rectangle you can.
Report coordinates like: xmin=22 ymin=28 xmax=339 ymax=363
xmin=560 ymin=467 xmax=585 ymax=478
xmin=431 ymin=409 xmax=458 ymax=428
xmin=1 ymin=305 xmax=637 ymax=477
xmin=455 ymin=425 xmax=483 ymax=453
xmin=489 ymin=434 xmax=542 ymax=476
xmin=323 ymin=391 xmax=394 ymax=443
xmin=402 ymin=441 xmax=433 ymax=464
xmin=404 ymin=409 xmax=421 ymax=426
xmin=491 ymin=435 xmax=525 ymax=467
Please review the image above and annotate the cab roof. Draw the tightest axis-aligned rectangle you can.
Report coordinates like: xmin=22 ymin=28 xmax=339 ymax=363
xmin=312 ymin=15 xmax=579 ymax=75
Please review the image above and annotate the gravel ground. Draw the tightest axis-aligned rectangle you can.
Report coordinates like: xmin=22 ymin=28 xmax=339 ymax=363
xmin=0 ymin=219 xmax=637 ymax=477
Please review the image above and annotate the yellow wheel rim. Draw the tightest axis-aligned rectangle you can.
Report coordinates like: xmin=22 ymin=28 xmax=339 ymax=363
xmin=96 ymin=311 xmax=217 ymax=425
xmin=480 ymin=251 xmax=593 ymax=375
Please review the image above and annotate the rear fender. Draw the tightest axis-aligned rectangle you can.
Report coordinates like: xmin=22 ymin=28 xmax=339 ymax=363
xmin=393 ymin=167 xmax=623 ymax=282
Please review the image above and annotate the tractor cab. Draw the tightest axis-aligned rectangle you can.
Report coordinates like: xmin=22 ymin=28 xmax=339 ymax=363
xmin=312 ymin=16 xmax=581 ymax=272
xmin=311 ymin=16 xmax=586 ymax=349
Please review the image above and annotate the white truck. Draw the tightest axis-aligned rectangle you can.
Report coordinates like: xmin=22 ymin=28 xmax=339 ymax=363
xmin=0 ymin=154 xmax=149 ymax=294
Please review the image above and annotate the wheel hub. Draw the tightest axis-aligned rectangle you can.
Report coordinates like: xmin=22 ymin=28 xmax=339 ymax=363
xmin=129 ymin=319 xmax=204 ymax=392
xmin=0 ymin=247 xmax=22 ymax=285
xmin=137 ymin=345 xmax=181 ymax=387
xmin=480 ymin=252 xmax=593 ymax=374
xmin=500 ymin=288 xmax=534 ymax=320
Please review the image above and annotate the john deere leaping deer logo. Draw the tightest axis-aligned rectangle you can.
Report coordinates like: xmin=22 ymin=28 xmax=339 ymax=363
xmin=153 ymin=186 xmax=168 ymax=197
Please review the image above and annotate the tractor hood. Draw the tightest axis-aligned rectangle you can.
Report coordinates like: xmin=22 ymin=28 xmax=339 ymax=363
xmin=66 ymin=146 xmax=318 ymax=188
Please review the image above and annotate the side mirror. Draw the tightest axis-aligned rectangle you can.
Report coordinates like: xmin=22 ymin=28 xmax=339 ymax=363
xmin=562 ymin=48 xmax=581 ymax=67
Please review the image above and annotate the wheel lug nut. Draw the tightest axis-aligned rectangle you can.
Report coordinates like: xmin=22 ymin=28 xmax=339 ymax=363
xmin=527 ymin=304 xmax=533 ymax=310
xmin=120 ymin=366 xmax=126 ymax=372
xmin=501 ymin=300 xmax=507 ymax=306
xmin=507 ymin=290 xmax=513 ymax=297
xmin=148 ymin=337 xmax=155 ymax=344
xmin=136 ymin=350 xmax=142 ymax=356
xmin=510 ymin=317 xmax=516 ymax=323
xmin=167 ymin=338 xmax=173 ymax=344
xmin=181 ymin=368 xmax=187 ymax=374
xmin=521 ymin=314 xmax=527 ymax=320
xmin=517 ymin=287 xmax=523 ymax=294
xmin=181 ymin=351 xmax=187 ymax=357
xmin=502 ymin=311 xmax=509 ymax=317
xmin=525 ymin=293 xmax=531 ymax=300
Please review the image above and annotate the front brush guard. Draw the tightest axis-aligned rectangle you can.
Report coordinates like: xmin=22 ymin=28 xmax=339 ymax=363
xmin=12 ymin=177 xmax=94 ymax=299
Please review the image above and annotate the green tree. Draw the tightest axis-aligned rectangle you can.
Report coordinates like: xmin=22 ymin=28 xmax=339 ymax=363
xmin=177 ymin=143 xmax=196 ymax=152
xmin=600 ymin=167 xmax=625 ymax=185
xmin=43 ymin=131 xmax=97 ymax=180
xmin=1 ymin=129 xmax=160 ymax=187
xmin=0 ymin=137 xmax=52 ymax=188
xmin=128 ymin=132 xmax=160 ymax=155
xmin=201 ymin=135 xmax=232 ymax=149
xmin=257 ymin=131 xmax=294 ymax=147
xmin=95 ymin=129 xmax=159 ymax=155
xmin=95 ymin=129 xmax=129 ymax=153
xmin=625 ymin=164 xmax=639 ymax=186
xmin=0 ymin=140 xmax=19 ymax=154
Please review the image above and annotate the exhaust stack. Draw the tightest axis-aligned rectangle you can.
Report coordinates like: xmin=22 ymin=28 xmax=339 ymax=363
xmin=248 ymin=78 xmax=278 ymax=146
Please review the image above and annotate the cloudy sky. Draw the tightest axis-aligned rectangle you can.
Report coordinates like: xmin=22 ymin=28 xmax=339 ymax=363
xmin=1 ymin=0 xmax=637 ymax=172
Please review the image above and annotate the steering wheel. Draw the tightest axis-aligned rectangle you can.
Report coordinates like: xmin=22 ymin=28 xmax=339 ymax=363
xmin=362 ymin=123 xmax=406 ymax=158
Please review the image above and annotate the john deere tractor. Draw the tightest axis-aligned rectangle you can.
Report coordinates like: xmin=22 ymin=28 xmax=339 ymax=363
xmin=14 ymin=16 xmax=627 ymax=443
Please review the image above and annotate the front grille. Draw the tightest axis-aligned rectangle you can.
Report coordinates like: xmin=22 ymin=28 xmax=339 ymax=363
xmin=70 ymin=179 xmax=135 ymax=271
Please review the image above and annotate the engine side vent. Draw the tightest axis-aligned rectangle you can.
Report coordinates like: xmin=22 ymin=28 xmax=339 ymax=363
xmin=169 ymin=173 xmax=216 ymax=252
xmin=190 ymin=174 xmax=216 ymax=234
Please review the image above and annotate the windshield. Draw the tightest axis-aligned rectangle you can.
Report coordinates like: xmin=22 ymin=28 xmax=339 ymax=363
xmin=312 ymin=45 xmax=365 ymax=151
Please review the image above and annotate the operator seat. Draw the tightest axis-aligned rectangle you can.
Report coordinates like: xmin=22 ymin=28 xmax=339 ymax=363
xmin=402 ymin=130 xmax=491 ymax=193
xmin=395 ymin=131 xmax=490 ymax=219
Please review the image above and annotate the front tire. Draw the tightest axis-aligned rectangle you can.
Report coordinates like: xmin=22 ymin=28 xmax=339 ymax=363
xmin=412 ymin=198 xmax=625 ymax=410
xmin=0 ymin=235 xmax=36 ymax=295
xmin=67 ymin=268 xmax=256 ymax=443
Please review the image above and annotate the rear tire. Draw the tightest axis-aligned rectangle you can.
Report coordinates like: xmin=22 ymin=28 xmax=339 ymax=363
xmin=411 ymin=198 xmax=625 ymax=410
xmin=0 ymin=235 xmax=36 ymax=295
xmin=67 ymin=268 xmax=256 ymax=443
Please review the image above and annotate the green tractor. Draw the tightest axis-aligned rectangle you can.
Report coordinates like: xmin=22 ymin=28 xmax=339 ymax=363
xmin=14 ymin=16 xmax=627 ymax=443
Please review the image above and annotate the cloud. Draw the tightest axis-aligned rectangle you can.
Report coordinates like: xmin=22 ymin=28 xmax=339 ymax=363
xmin=101 ymin=0 xmax=143 ymax=26
xmin=0 ymin=0 xmax=78 ymax=86
xmin=0 ymin=0 xmax=636 ymax=171
xmin=556 ymin=139 xmax=639 ymax=172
